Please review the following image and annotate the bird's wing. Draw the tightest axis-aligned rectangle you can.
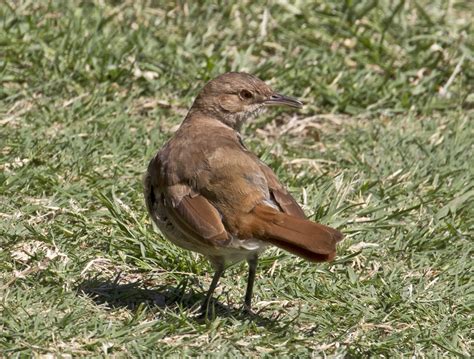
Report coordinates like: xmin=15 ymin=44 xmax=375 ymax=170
xmin=167 ymin=190 xmax=229 ymax=244
xmin=145 ymin=155 xmax=229 ymax=246
xmin=257 ymin=161 xmax=307 ymax=219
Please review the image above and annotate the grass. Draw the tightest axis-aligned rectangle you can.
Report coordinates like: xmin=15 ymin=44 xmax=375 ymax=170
xmin=1 ymin=0 xmax=473 ymax=357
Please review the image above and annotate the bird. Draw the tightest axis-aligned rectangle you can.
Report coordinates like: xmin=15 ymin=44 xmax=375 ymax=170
xmin=144 ymin=72 xmax=343 ymax=315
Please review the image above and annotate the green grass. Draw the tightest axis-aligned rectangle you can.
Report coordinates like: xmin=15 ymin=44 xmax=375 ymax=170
xmin=1 ymin=0 xmax=473 ymax=357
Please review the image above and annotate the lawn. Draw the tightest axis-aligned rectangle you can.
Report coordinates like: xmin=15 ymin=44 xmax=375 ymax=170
xmin=1 ymin=0 xmax=472 ymax=357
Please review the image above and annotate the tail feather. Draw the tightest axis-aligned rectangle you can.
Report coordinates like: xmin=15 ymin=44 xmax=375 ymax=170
xmin=245 ymin=204 xmax=343 ymax=262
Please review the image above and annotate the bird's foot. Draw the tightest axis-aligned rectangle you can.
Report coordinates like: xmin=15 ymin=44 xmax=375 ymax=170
xmin=240 ymin=303 xmax=255 ymax=316
xmin=197 ymin=301 xmax=217 ymax=321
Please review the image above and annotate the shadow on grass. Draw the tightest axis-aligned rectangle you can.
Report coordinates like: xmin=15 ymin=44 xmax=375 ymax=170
xmin=76 ymin=273 xmax=277 ymax=326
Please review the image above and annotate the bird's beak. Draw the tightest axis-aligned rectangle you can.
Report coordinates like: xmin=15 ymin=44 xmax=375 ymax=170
xmin=264 ymin=93 xmax=303 ymax=109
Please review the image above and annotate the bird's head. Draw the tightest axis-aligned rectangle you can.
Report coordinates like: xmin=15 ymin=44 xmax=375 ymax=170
xmin=190 ymin=72 xmax=303 ymax=130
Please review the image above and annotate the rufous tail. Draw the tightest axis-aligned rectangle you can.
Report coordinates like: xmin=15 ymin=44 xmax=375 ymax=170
xmin=244 ymin=204 xmax=343 ymax=262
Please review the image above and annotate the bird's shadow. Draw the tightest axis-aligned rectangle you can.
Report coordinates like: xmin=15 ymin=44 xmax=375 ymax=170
xmin=76 ymin=273 xmax=277 ymax=326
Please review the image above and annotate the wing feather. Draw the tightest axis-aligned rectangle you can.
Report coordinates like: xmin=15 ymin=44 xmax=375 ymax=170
xmin=169 ymin=194 xmax=229 ymax=244
xmin=257 ymin=161 xmax=306 ymax=219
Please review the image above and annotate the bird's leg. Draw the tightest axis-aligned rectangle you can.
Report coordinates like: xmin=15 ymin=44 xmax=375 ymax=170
xmin=243 ymin=254 xmax=258 ymax=312
xmin=200 ymin=265 xmax=224 ymax=316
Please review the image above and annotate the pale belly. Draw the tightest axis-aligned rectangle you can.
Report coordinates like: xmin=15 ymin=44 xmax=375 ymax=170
xmin=149 ymin=200 xmax=270 ymax=268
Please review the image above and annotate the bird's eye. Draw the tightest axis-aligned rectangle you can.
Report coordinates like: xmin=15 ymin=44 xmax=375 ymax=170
xmin=239 ymin=89 xmax=253 ymax=100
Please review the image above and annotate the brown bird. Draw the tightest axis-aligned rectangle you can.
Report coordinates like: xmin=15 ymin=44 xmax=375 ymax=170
xmin=144 ymin=72 xmax=343 ymax=315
